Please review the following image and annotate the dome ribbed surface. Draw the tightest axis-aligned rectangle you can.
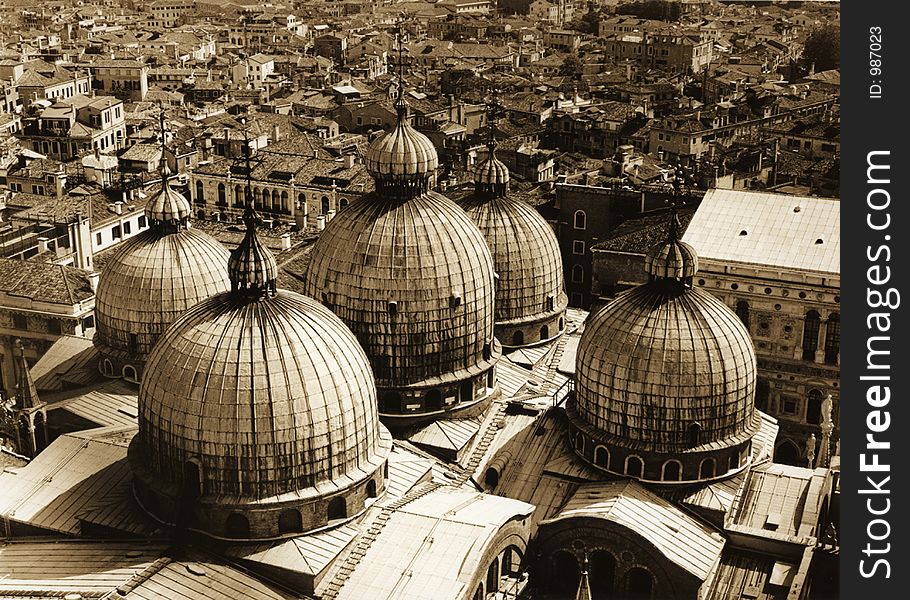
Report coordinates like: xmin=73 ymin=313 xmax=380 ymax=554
xmin=473 ymin=154 xmax=510 ymax=194
xmin=364 ymin=116 xmax=439 ymax=182
xmin=94 ymin=228 xmax=231 ymax=364
xmin=458 ymin=194 xmax=566 ymax=324
xmin=646 ymin=239 xmax=699 ymax=280
xmin=228 ymin=220 xmax=279 ymax=292
xmin=137 ymin=290 xmax=389 ymax=499
xmin=303 ymin=191 xmax=497 ymax=388
xmin=574 ymin=283 xmax=758 ymax=453
xmin=145 ymin=177 xmax=192 ymax=223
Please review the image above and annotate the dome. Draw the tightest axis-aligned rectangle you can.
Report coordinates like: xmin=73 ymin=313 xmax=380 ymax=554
xmin=568 ymin=218 xmax=760 ymax=483
xmin=130 ymin=209 xmax=391 ymax=540
xmin=94 ymin=174 xmax=230 ymax=383
xmin=459 ymin=148 xmax=567 ymax=348
xmin=304 ymin=191 xmax=500 ymax=423
xmin=644 ymin=211 xmax=698 ymax=281
xmin=364 ymin=96 xmax=439 ymax=196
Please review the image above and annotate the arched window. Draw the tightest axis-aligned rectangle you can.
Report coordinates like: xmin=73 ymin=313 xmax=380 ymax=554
xmin=502 ymin=546 xmax=523 ymax=576
xmin=575 ymin=432 xmax=585 ymax=453
xmin=687 ymin=422 xmax=702 ymax=447
xmin=327 ymin=496 xmax=346 ymax=521
xmin=755 ymin=379 xmax=770 ymax=412
xmin=460 ymin=380 xmax=474 ymax=403
xmin=802 ymin=310 xmax=821 ymax=360
xmin=262 ymin=188 xmax=271 ymax=208
xmin=195 ymin=180 xmax=204 ymax=203
xmin=225 ymin=513 xmax=250 ymax=538
xmin=367 ymin=479 xmax=378 ymax=498
xmin=625 ymin=456 xmax=644 ymax=478
xmin=485 ymin=467 xmax=499 ymax=488
xmin=101 ymin=359 xmax=114 ymax=377
xmin=486 ymin=557 xmax=500 ymax=594
xmin=340 ymin=197 xmax=349 ymax=209
xmin=123 ymin=365 xmax=138 ymax=382
xmin=572 ymin=264 xmax=584 ymax=283
xmin=806 ymin=389 xmax=823 ymax=425
xmin=425 ymin=389 xmax=442 ymax=411
xmin=540 ymin=325 xmax=549 ymax=340
xmin=735 ymin=300 xmax=750 ymax=329
xmin=281 ymin=191 xmax=289 ymax=211
xmin=662 ymin=460 xmax=682 ymax=481
xmin=699 ymin=458 xmax=716 ymax=479
xmin=235 ymin=185 xmax=243 ymax=206
xmin=552 ymin=551 xmax=580 ymax=594
xmin=824 ymin=312 xmax=840 ymax=364
xmin=590 ymin=550 xmax=616 ymax=598
xmin=278 ymin=508 xmax=303 ymax=534
xmin=321 ymin=196 xmax=330 ymax=214
xmin=774 ymin=440 xmax=801 ymax=465
xmin=594 ymin=446 xmax=609 ymax=469
xmin=512 ymin=330 xmax=524 ymax=346
xmin=573 ymin=210 xmax=586 ymax=230
xmin=559 ymin=317 xmax=565 ymax=331
xmin=217 ymin=182 xmax=226 ymax=205
xmin=626 ymin=567 xmax=654 ymax=600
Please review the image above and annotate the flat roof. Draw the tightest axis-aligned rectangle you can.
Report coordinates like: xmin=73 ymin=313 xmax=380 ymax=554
xmin=682 ymin=189 xmax=839 ymax=275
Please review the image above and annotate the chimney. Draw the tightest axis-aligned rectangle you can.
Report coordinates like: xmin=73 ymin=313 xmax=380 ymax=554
xmin=343 ymin=153 xmax=355 ymax=168
xmin=316 ymin=214 xmax=326 ymax=230
xmin=37 ymin=237 xmax=49 ymax=253
xmin=272 ymin=123 xmax=280 ymax=142
xmin=326 ymin=209 xmax=336 ymax=222
xmin=88 ymin=271 xmax=100 ymax=292
xmin=280 ymin=232 xmax=292 ymax=251
xmin=114 ymin=201 xmax=123 ymax=215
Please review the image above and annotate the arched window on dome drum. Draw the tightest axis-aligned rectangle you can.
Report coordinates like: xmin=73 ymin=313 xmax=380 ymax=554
xmin=461 ymin=380 xmax=474 ymax=403
xmin=594 ymin=446 xmax=609 ymax=469
xmin=802 ymin=310 xmax=821 ymax=360
xmin=540 ymin=325 xmax=549 ymax=341
xmin=575 ymin=432 xmax=585 ymax=454
xmin=425 ymin=389 xmax=442 ymax=411
xmin=297 ymin=193 xmax=305 ymax=210
xmin=546 ymin=295 xmax=554 ymax=311
xmin=687 ymin=422 xmax=702 ymax=447
xmin=226 ymin=513 xmax=249 ymax=538
xmin=825 ymin=312 xmax=840 ymax=364
xmin=559 ymin=317 xmax=565 ymax=331
xmin=512 ymin=330 xmax=524 ymax=346
xmin=327 ymin=496 xmax=346 ymax=521
xmin=340 ymin=198 xmax=349 ymax=209
xmin=626 ymin=567 xmax=654 ymax=600
xmin=486 ymin=558 xmax=500 ymax=594
xmin=195 ymin=181 xmax=204 ymax=203
xmin=367 ymin=479 xmax=378 ymax=498
xmin=573 ymin=210 xmax=586 ymax=230
xmin=735 ymin=300 xmax=750 ymax=330
xmin=123 ymin=365 xmax=137 ymax=382
xmin=699 ymin=458 xmax=716 ymax=479
xmin=662 ymin=459 xmax=682 ymax=481
xmin=278 ymin=508 xmax=303 ymax=534
xmin=487 ymin=369 xmax=495 ymax=388
xmin=217 ymin=183 xmax=226 ymax=205
xmin=182 ymin=460 xmax=201 ymax=500
xmin=806 ymin=389 xmax=823 ymax=425
xmin=728 ymin=453 xmax=738 ymax=472
xmin=321 ymin=196 xmax=330 ymax=214
xmin=102 ymin=359 xmax=113 ymax=377
xmin=625 ymin=456 xmax=644 ymax=478
xmin=128 ymin=333 xmax=138 ymax=352
xmin=590 ymin=550 xmax=616 ymax=598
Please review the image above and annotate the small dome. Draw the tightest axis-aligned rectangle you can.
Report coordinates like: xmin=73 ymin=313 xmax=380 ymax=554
xmin=304 ymin=191 xmax=498 ymax=394
xmin=458 ymin=188 xmax=567 ymax=344
xmin=228 ymin=209 xmax=279 ymax=296
xmin=145 ymin=169 xmax=192 ymax=224
xmin=364 ymin=97 xmax=439 ymax=195
xmin=473 ymin=153 xmax=510 ymax=197
xmin=94 ymin=227 xmax=231 ymax=381
xmin=645 ymin=211 xmax=697 ymax=281
xmin=131 ymin=220 xmax=391 ymax=540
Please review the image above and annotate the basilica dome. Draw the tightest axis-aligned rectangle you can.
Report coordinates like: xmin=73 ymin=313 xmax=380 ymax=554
xmin=304 ymin=91 xmax=499 ymax=426
xmin=130 ymin=209 xmax=391 ymax=540
xmin=93 ymin=164 xmax=230 ymax=383
xmin=458 ymin=145 xmax=567 ymax=348
xmin=568 ymin=213 xmax=760 ymax=483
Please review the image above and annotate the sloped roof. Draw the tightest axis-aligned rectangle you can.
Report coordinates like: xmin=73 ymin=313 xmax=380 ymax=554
xmin=0 ymin=258 xmax=95 ymax=305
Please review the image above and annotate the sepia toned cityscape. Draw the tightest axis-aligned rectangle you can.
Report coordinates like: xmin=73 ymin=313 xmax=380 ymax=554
xmin=0 ymin=1 xmax=840 ymax=599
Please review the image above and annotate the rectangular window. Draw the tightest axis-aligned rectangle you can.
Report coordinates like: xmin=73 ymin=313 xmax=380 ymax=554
xmin=124 ymin=221 xmax=131 ymax=235
xmin=13 ymin=314 xmax=28 ymax=329
xmin=572 ymin=240 xmax=585 ymax=255
xmin=96 ymin=232 xmax=102 ymax=245
xmin=112 ymin=225 xmax=121 ymax=239
xmin=782 ymin=398 xmax=799 ymax=415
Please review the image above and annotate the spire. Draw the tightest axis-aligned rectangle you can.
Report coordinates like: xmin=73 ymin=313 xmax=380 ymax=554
xmin=394 ymin=19 xmax=409 ymax=120
xmin=145 ymin=103 xmax=191 ymax=229
xmin=228 ymin=126 xmax=278 ymax=299
xmin=473 ymin=86 xmax=510 ymax=198
xmin=13 ymin=339 xmax=39 ymax=411
xmin=645 ymin=165 xmax=697 ymax=283
xmin=575 ymin=555 xmax=593 ymax=600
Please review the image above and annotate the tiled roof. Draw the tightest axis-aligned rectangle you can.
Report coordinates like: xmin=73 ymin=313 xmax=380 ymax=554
xmin=0 ymin=257 xmax=94 ymax=305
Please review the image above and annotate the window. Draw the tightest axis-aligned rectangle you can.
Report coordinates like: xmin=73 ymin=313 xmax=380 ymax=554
xmin=327 ymin=496 xmax=346 ymax=520
xmin=123 ymin=222 xmax=131 ymax=235
xmin=662 ymin=460 xmax=682 ymax=481
xmin=782 ymin=397 xmax=799 ymax=415
xmin=802 ymin=310 xmax=821 ymax=360
xmin=824 ymin=312 xmax=840 ymax=364
xmin=572 ymin=240 xmax=585 ymax=255
xmin=48 ymin=320 xmax=62 ymax=335
xmin=573 ymin=210 xmax=586 ymax=230
xmin=625 ymin=456 xmax=644 ymax=478
xmin=571 ymin=264 xmax=584 ymax=283
xmin=13 ymin=314 xmax=28 ymax=329
xmin=138 ymin=215 xmax=147 ymax=229
xmin=806 ymin=389 xmax=823 ymax=425
xmin=96 ymin=232 xmax=102 ymax=245
xmin=735 ymin=300 xmax=749 ymax=329
xmin=112 ymin=225 xmax=121 ymax=239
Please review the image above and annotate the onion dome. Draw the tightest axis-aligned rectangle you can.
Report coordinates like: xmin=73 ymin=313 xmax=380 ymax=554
xmin=130 ymin=212 xmax=391 ymax=541
xmin=305 ymin=90 xmax=499 ymax=426
xmin=364 ymin=95 xmax=439 ymax=198
xmin=458 ymin=146 xmax=567 ymax=348
xmin=93 ymin=165 xmax=230 ymax=384
xmin=568 ymin=212 xmax=760 ymax=484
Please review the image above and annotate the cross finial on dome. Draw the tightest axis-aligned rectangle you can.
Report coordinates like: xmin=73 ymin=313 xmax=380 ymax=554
xmin=393 ymin=19 xmax=409 ymax=120
xmin=157 ymin=102 xmax=170 ymax=179
xmin=144 ymin=103 xmax=191 ymax=229
xmin=646 ymin=164 xmax=697 ymax=283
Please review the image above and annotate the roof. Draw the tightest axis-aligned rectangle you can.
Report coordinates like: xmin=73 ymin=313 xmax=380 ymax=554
xmin=702 ymin=548 xmax=794 ymax=600
xmin=544 ymin=480 xmax=726 ymax=580
xmin=682 ymin=189 xmax=840 ymax=275
xmin=730 ymin=462 xmax=824 ymax=540
xmin=0 ymin=426 xmax=136 ymax=535
xmin=46 ymin=378 xmax=138 ymax=429
xmin=0 ymin=258 xmax=95 ymax=306
xmin=593 ymin=208 xmax=696 ymax=253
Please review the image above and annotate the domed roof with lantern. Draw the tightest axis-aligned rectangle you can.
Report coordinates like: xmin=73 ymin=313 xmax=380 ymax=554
xmin=304 ymin=66 xmax=499 ymax=426
xmin=457 ymin=121 xmax=567 ymax=348
xmin=130 ymin=202 xmax=392 ymax=541
xmin=568 ymin=178 xmax=761 ymax=484
xmin=93 ymin=112 xmax=230 ymax=384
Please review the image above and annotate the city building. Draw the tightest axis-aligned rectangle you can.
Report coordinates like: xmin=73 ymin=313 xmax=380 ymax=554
xmin=18 ymin=94 xmax=126 ymax=160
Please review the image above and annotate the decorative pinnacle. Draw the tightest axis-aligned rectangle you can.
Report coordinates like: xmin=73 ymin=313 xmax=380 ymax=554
xmin=157 ymin=102 xmax=171 ymax=179
xmin=394 ymin=20 xmax=408 ymax=119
